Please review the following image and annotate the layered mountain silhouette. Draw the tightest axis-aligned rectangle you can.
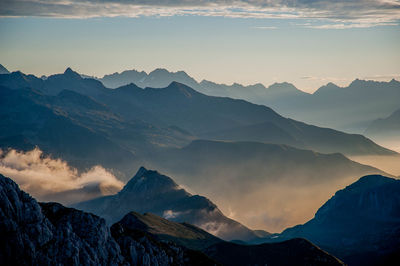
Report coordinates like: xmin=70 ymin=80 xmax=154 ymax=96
xmin=260 ymin=175 xmax=400 ymax=265
xmin=73 ymin=167 xmax=265 ymax=242
xmin=0 ymin=173 xmax=344 ymax=265
xmin=93 ymin=68 xmax=400 ymax=133
xmin=0 ymin=68 xmax=394 ymax=158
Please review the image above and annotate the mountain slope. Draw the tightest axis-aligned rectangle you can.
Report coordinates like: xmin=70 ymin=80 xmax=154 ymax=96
xmin=113 ymin=212 xmax=223 ymax=250
xmin=0 ymin=86 xmax=138 ymax=177
xmin=73 ymin=167 xmax=263 ymax=242
xmin=114 ymin=212 xmax=344 ymax=266
xmin=0 ymin=64 xmax=9 ymax=74
xmin=100 ymin=81 xmax=394 ymax=156
xmin=148 ymin=139 xmax=389 ymax=232
xmin=267 ymin=175 xmax=400 ymax=265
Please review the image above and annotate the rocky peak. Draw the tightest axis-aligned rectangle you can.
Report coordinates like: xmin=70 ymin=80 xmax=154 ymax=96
xmin=63 ymin=67 xmax=82 ymax=79
xmin=119 ymin=167 xmax=182 ymax=196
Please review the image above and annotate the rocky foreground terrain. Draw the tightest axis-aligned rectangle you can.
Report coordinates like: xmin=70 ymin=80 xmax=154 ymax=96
xmin=0 ymin=173 xmax=344 ymax=266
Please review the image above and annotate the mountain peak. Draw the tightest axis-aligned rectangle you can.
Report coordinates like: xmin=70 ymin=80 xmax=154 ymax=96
xmin=149 ymin=68 xmax=170 ymax=75
xmin=120 ymin=167 xmax=180 ymax=195
xmin=63 ymin=67 xmax=81 ymax=79
xmin=346 ymin=174 xmax=396 ymax=191
xmin=166 ymin=81 xmax=197 ymax=98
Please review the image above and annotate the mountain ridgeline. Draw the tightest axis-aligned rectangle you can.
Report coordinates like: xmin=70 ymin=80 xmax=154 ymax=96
xmin=93 ymin=68 xmax=400 ymax=133
xmin=0 ymin=68 xmax=394 ymax=160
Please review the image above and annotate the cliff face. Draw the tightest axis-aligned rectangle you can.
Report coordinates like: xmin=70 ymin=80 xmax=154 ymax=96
xmin=0 ymin=174 xmax=213 ymax=266
xmin=0 ymin=174 xmax=123 ymax=266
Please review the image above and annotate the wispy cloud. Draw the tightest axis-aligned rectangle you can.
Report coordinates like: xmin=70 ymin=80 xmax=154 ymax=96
xmin=253 ymin=26 xmax=277 ymax=30
xmin=0 ymin=148 xmax=124 ymax=204
xmin=0 ymin=1 xmax=399 ymax=28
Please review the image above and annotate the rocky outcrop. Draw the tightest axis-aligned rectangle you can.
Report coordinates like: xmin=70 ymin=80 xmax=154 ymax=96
xmin=0 ymin=174 xmax=213 ymax=266
xmin=0 ymin=174 xmax=123 ymax=265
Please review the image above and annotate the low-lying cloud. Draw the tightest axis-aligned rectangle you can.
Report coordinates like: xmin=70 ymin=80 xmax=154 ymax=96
xmin=0 ymin=148 xmax=124 ymax=204
xmin=1 ymin=0 xmax=399 ymax=28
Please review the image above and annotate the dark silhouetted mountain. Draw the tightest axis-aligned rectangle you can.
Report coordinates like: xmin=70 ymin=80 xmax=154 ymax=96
xmin=113 ymin=212 xmax=344 ymax=266
xmin=365 ymin=107 xmax=400 ymax=139
xmin=0 ymin=64 xmax=9 ymax=74
xmin=73 ymin=167 xmax=263 ymax=242
xmin=205 ymin=238 xmax=343 ymax=266
xmin=0 ymin=173 xmax=216 ymax=266
xmin=265 ymin=175 xmax=400 ymax=265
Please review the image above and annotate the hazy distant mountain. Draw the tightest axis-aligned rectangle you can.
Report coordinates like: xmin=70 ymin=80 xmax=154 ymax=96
xmin=95 ymin=68 xmax=400 ymax=133
xmin=365 ymin=107 xmax=400 ymax=138
xmin=99 ymin=68 xmax=199 ymax=89
xmin=147 ymin=139 xmax=388 ymax=232
xmin=0 ymin=64 xmax=9 ymax=74
xmin=74 ymin=167 xmax=264 ymax=242
xmin=96 ymin=68 xmax=311 ymax=110
xmin=264 ymin=175 xmax=400 ymax=265
xmin=199 ymin=79 xmax=400 ymax=133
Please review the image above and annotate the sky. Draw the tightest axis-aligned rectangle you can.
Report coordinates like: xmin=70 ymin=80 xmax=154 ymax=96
xmin=0 ymin=0 xmax=400 ymax=92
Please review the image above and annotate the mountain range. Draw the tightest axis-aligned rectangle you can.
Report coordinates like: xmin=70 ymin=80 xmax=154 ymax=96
xmin=0 ymin=67 xmax=395 ymax=232
xmin=258 ymin=174 xmax=400 ymax=266
xmin=1 ymin=68 xmax=394 ymax=156
xmin=0 ymin=173 xmax=345 ymax=266
xmin=93 ymin=68 xmax=400 ymax=133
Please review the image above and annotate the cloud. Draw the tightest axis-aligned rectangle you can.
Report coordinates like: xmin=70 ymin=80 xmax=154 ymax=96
xmin=0 ymin=148 xmax=124 ymax=204
xmin=163 ymin=209 xmax=181 ymax=219
xmin=0 ymin=0 xmax=399 ymax=28
xmin=253 ymin=26 xmax=277 ymax=29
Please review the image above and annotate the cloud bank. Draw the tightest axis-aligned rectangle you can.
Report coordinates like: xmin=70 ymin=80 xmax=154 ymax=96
xmin=0 ymin=148 xmax=124 ymax=204
xmin=1 ymin=0 xmax=399 ymax=28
